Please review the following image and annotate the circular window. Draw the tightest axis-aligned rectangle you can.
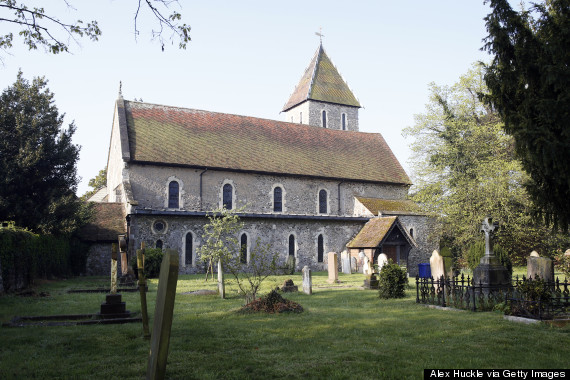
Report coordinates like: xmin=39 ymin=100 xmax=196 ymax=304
xmin=152 ymin=220 xmax=167 ymax=234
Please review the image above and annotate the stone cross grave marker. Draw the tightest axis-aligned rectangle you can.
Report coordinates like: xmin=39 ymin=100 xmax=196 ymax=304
xmin=377 ymin=253 xmax=388 ymax=272
xmin=217 ymin=259 xmax=225 ymax=299
xmin=302 ymin=266 xmax=312 ymax=295
xmin=341 ymin=250 xmax=351 ymax=274
xmin=147 ymin=249 xmax=179 ymax=380
xmin=480 ymin=217 xmax=499 ymax=264
xmin=327 ymin=252 xmax=339 ymax=283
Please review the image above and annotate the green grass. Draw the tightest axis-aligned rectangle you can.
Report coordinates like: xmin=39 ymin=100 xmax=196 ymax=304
xmin=0 ymin=271 xmax=569 ymax=379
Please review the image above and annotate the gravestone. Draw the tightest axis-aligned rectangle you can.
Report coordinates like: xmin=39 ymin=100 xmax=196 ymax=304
xmin=302 ymin=266 xmax=312 ymax=295
xmin=565 ymin=249 xmax=570 ymax=257
xmin=285 ymin=255 xmax=296 ymax=275
xmin=281 ymin=279 xmax=298 ymax=292
xmin=327 ymin=252 xmax=339 ymax=284
xmin=362 ymin=256 xmax=371 ymax=276
xmin=530 ymin=251 xmax=540 ymax=257
xmin=147 ymin=249 xmax=179 ymax=380
xmin=351 ymin=257 xmax=357 ymax=273
xmin=217 ymin=259 xmax=225 ymax=299
xmin=429 ymin=250 xmax=445 ymax=290
xmin=473 ymin=217 xmax=510 ymax=290
xmin=377 ymin=253 xmax=388 ymax=272
xmin=341 ymin=250 xmax=351 ymax=274
xmin=527 ymin=255 xmax=554 ymax=282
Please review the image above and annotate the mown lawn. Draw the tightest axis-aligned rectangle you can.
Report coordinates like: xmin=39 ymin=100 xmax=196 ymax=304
xmin=0 ymin=271 xmax=568 ymax=379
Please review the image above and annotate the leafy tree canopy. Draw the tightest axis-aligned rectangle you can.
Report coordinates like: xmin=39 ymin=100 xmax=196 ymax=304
xmin=0 ymin=71 xmax=89 ymax=235
xmin=0 ymin=0 xmax=191 ymax=56
xmin=403 ymin=64 xmax=569 ymax=264
xmin=482 ymin=0 xmax=570 ymax=230
xmin=81 ymin=167 xmax=106 ymax=201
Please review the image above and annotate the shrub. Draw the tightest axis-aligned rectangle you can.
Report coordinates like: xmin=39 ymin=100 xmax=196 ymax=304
xmin=554 ymin=251 xmax=570 ymax=277
xmin=464 ymin=241 xmax=512 ymax=274
xmin=378 ymin=260 xmax=407 ymax=299
xmin=143 ymin=248 xmax=164 ymax=278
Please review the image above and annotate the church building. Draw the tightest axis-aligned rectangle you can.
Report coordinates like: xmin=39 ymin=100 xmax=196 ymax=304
xmin=90 ymin=43 xmax=437 ymax=276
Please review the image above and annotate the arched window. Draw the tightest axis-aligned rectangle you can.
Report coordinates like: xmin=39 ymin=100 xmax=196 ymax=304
xmin=223 ymin=183 xmax=233 ymax=210
xmin=273 ymin=186 xmax=283 ymax=212
xmin=156 ymin=239 xmax=163 ymax=250
xmin=185 ymin=233 xmax=193 ymax=266
xmin=410 ymin=228 xmax=414 ymax=238
xmin=240 ymin=233 xmax=248 ymax=264
xmin=322 ymin=110 xmax=327 ymax=128
xmin=318 ymin=189 xmax=327 ymax=214
xmin=288 ymin=234 xmax=295 ymax=257
xmin=317 ymin=234 xmax=324 ymax=263
xmin=168 ymin=181 xmax=179 ymax=208
xmin=342 ymin=113 xmax=347 ymax=130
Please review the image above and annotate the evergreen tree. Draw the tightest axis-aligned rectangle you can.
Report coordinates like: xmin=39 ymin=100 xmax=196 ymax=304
xmin=0 ymin=71 xmax=87 ymax=235
xmin=482 ymin=0 xmax=570 ymax=230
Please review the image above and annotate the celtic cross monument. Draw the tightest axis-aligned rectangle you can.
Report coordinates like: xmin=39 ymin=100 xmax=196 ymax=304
xmin=473 ymin=217 xmax=511 ymax=289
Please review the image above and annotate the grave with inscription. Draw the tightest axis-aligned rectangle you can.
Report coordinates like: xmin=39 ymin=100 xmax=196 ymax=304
xmin=302 ymin=266 xmax=312 ymax=295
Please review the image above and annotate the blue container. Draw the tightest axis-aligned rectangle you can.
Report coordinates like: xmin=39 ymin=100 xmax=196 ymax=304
xmin=418 ymin=263 xmax=431 ymax=278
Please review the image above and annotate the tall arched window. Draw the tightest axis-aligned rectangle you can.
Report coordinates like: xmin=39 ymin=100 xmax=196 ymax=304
xmin=318 ymin=189 xmax=327 ymax=214
xmin=317 ymin=234 xmax=324 ymax=263
xmin=322 ymin=110 xmax=327 ymax=128
xmin=410 ymin=228 xmax=414 ymax=239
xmin=240 ymin=233 xmax=248 ymax=264
xmin=223 ymin=183 xmax=233 ymax=210
xmin=273 ymin=187 xmax=283 ymax=212
xmin=342 ymin=113 xmax=347 ymax=130
xmin=288 ymin=234 xmax=295 ymax=257
xmin=168 ymin=181 xmax=179 ymax=208
xmin=156 ymin=239 xmax=163 ymax=250
xmin=185 ymin=232 xmax=193 ymax=266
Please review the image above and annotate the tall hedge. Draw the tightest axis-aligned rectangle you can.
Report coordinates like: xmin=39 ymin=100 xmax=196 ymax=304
xmin=0 ymin=227 xmax=87 ymax=292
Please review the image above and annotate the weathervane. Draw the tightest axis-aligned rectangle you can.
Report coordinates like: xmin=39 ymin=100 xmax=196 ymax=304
xmin=315 ymin=27 xmax=324 ymax=44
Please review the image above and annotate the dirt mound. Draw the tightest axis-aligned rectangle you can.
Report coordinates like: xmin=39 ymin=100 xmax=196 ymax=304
xmin=239 ymin=290 xmax=303 ymax=314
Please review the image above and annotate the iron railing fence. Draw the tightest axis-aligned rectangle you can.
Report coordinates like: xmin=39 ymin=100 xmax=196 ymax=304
xmin=416 ymin=274 xmax=570 ymax=320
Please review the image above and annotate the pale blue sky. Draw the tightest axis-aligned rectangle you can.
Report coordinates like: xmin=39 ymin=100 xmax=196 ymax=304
xmin=1 ymin=1 xmax=497 ymax=195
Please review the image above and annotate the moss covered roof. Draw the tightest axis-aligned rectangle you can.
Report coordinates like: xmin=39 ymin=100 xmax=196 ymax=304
xmin=123 ymin=101 xmax=411 ymax=185
xmin=282 ymin=44 xmax=361 ymax=111
xmin=347 ymin=216 xmax=397 ymax=248
xmin=79 ymin=203 xmax=126 ymax=242
xmin=356 ymin=197 xmax=423 ymax=215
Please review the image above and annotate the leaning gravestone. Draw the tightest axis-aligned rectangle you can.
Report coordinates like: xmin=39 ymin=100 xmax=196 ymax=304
xmin=147 ymin=249 xmax=179 ymax=380
xmin=302 ymin=266 xmax=312 ymax=295
xmin=327 ymin=252 xmax=339 ymax=284
xmin=377 ymin=253 xmax=388 ymax=272
xmin=429 ymin=250 xmax=445 ymax=290
xmin=527 ymin=253 xmax=554 ymax=282
xmin=341 ymin=250 xmax=351 ymax=274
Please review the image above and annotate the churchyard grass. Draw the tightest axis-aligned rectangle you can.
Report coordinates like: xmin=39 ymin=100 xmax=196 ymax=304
xmin=0 ymin=269 xmax=568 ymax=379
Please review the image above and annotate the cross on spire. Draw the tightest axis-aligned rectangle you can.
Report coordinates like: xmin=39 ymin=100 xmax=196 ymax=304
xmin=315 ymin=27 xmax=324 ymax=44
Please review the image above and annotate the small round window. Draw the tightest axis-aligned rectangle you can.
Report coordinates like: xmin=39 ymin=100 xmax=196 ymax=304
xmin=152 ymin=220 xmax=167 ymax=234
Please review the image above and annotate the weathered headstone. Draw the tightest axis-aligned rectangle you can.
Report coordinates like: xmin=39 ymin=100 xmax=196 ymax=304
xmin=377 ymin=253 xmax=388 ymax=272
xmin=527 ymin=255 xmax=554 ymax=282
xmin=281 ymin=279 xmax=298 ymax=292
xmin=530 ymin=251 xmax=540 ymax=257
xmin=429 ymin=250 xmax=445 ymax=290
xmin=111 ymin=243 xmax=118 ymax=294
xmin=351 ymin=256 xmax=357 ymax=273
xmin=341 ymin=250 xmax=351 ymax=274
xmin=302 ymin=266 xmax=312 ymax=295
xmin=362 ymin=256 xmax=371 ymax=275
xmin=473 ymin=217 xmax=510 ymax=290
xmin=565 ymin=249 xmax=570 ymax=257
xmin=147 ymin=249 xmax=179 ymax=380
xmin=285 ymin=255 xmax=296 ymax=275
xmin=217 ymin=259 xmax=225 ymax=299
xmin=327 ymin=252 xmax=339 ymax=284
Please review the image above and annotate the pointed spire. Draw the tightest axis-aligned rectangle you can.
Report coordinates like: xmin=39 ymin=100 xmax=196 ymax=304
xmin=282 ymin=44 xmax=361 ymax=112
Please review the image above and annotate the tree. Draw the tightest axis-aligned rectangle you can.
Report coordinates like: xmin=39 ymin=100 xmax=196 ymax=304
xmin=482 ymin=0 xmax=570 ymax=230
xmin=0 ymin=0 xmax=191 ymax=56
xmin=0 ymin=71 xmax=88 ymax=235
xmin=403 ymin=64 xmax=569 ymax=265
xmin=198 ymin=207 xmax=243 ymax=281
xmin=81 ymin=167 xmax=107 ymax=200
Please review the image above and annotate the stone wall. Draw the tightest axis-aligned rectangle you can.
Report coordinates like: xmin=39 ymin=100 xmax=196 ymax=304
xmin=128 ymin=165 xmax=408 ymax=216
xmin=397 ymin=214 xmax=439 ymax=277
xmin=284 ymin=100 xmax=359 ymax=131
xmin=85 ymin=243 xmax=124 ymax=276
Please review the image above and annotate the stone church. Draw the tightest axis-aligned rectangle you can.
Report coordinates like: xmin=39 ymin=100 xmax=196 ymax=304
xmin=87 ymin=43 xmax=437 ymax=276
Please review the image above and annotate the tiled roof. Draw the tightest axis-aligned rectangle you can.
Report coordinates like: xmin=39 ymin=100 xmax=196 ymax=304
xmin=282 ymin=44 xmax=361 ymax=112
xmin=347 ymin=216 xmax=398 ymax=248
xmin=79 ymin=203 xmax=126 ymax=242
xmin=123 ymin=101 xmax=411 ymax=185
xmin=356 ymin=197 xmax=424 ymax=215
